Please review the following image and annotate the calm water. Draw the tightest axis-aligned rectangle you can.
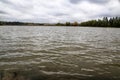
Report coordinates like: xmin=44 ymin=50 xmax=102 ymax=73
xmin=0 ymin=26 xmax=120 ymax=80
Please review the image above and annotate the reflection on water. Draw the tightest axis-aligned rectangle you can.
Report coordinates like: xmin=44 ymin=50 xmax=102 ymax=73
xmin=0 ymin=26 xmax=120 ymax=80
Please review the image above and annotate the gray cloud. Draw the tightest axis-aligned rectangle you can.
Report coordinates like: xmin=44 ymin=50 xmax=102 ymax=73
xmin=90 ymin=0 xmax=109 ymax=3
xmin=69 ymin=0 xmax=81 ymax=4
xmin=0 ymin=11 xmax=7 ymax=14
xmin=0 ymin=0 xmax=11 ymax=4
xmin=53 ymin=13 xmax=68 ymax=17
xmin=69 ymin=0 xmax=109 ymax=4
xmin=0 ymin=0 xmax=120 ymax=23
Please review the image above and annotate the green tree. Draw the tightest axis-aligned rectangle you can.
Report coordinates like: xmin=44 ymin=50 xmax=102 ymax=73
xmin=66 ymin=22 xmax=71 ymax=26
xmin=73 ymin=21 xmax=79 ymax=26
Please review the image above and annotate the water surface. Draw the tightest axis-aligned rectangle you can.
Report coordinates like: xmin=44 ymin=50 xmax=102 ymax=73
xmin=0 ymin=26 xmax=120 ymax=80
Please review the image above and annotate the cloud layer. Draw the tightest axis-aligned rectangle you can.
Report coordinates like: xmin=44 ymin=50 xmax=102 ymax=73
xmin=0 ymin=0 xmax=120 ymax=23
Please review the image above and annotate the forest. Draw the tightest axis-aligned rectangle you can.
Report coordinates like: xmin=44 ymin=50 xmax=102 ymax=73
xmin=54 ymin=17 xmax=120 ymax=27
xmin=0 ymin=17 xmax=120 ymax=27
xmin=80 ymin=17 xmax=120 ymax=27
xmin=0 ymin=21 xmax=44 ymax=26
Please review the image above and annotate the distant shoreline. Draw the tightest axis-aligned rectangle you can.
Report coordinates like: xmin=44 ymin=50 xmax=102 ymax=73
xmin=0 ymin=17 xmax=120 ymax=28
xmin=0 ymin=25 xmax=120 ymax=28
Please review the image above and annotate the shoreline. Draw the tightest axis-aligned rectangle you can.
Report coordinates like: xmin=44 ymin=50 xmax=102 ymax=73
xmin=0 ymin=25 xmax=120 ymax=28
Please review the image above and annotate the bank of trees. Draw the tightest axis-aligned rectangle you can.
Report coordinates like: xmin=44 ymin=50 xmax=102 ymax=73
xmin=0 ymin=17 xmax=120 ymax=27
xmin=56 ymin=17 xmax=120 ymax=27
xmin=0 ymin=21 xmax=44 ymax=26
xmin=56 ymin=22 xmax=79 ymax=26
xmin=80 ymin=17 xmax=120 ymax=27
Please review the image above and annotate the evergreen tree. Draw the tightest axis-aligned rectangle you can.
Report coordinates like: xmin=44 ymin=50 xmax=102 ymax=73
xmin=80 ymin=17 xmax=120 ymax=27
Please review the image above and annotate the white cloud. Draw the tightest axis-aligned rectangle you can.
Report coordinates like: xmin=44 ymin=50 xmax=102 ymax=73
xmin=0 ymin=0 xmax=120 ymax=23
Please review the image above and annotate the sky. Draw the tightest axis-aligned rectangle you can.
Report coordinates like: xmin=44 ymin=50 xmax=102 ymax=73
xmin=0 ymin=0 xmax=120 ymax=23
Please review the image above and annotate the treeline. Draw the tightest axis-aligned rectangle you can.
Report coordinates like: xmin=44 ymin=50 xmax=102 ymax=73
xmin=56 ymin=21 xmax=79 ymax=26
xmin=0 ymin=17 xmax=120 ymax=27
xmin=80 ymin=17 xmax=120 ymax=27
xmin=0 ymin=21 xmax=44 ymax=26
xmin=56 ymin=17 xmax=120 ymax=27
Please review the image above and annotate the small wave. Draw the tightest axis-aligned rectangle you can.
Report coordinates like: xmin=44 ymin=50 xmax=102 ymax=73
xmin=41 ymin=71 xmax=93 ymax=77
xmin=49 ymin=46 xmax=87 ymax=51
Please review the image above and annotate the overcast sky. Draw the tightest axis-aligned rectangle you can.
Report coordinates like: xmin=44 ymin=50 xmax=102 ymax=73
xmin=0 ymin=0 xmax=120 ymax=23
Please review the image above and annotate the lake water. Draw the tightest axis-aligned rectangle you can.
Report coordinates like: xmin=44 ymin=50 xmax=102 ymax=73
xmin=0 ymin=26 xmax=120 ymax=80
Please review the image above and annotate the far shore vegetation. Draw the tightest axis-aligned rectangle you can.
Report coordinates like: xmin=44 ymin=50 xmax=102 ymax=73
xmin=0 ymin=17 xmax=120 ymax=27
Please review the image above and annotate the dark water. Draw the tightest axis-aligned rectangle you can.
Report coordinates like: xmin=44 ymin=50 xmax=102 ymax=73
xmin=0 ymin=26 xmax=120 ymax=80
